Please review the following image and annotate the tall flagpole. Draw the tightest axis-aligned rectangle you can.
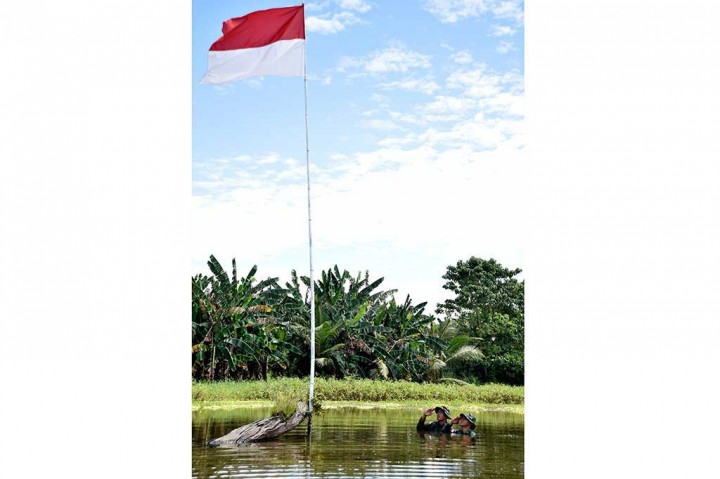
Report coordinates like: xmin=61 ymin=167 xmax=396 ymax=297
xmin=302 ymin=1 xmax=316 ymax=438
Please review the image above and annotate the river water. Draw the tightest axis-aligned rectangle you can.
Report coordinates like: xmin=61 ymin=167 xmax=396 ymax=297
xmin=192 ymin=406 xmax=524 ymax=478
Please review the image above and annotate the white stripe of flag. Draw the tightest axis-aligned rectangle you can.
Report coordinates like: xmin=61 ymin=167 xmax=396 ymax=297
xmin=200 ymin=5 xmax=305 ymax=84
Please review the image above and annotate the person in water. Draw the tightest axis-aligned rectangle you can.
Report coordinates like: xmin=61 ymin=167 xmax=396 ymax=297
xmin=417 ymin=405 xmax=452 ymax=433
xmin=450 ymin=413 xmax=477 ymax=438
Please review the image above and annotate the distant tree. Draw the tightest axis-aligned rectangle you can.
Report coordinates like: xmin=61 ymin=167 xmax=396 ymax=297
xmin=436 ymin=257 xmax=524 ymax=385
xmin=425 ymin=317 xmax=483 ymax=383
xmin=436 ymin=257 xmax=523 ymax=322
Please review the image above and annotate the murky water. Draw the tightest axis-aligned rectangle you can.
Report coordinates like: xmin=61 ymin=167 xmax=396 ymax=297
xmin=192 ymin=407 xmax=523 ymax=478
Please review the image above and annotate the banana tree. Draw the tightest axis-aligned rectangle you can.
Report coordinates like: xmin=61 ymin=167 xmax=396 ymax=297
xmin=371 ymin=295 xmax=447 ymax=382
xmin=283 ymin=266 xmax=396 ymax=379
xmin=191 ymin=255 xmax=290 ymax=380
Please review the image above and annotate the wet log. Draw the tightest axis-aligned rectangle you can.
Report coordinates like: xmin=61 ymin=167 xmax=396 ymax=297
xmin=208 ymin=401 xmax=309 ymax=446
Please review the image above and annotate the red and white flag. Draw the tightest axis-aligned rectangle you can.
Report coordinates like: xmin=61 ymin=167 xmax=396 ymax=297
xmin=201 ymin=5 xmax=305 ymax=84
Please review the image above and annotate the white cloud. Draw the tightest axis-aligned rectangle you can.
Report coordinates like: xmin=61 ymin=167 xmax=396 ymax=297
xmin=446 ymin=66 xmax=523 ymax=100
xmin=422 ymin=0 xmax=492 ymax=23
xmin=193 ymin=153 xmax=306 ymax=201
xmin=424 ymin=95 xmax=477 ymax=116
xmin=492 ymin=0 xmax=524 ymax=23
xmin=451 ymin=50 xmax=474 ymax=64
xmin=350 ymin=63 xmax=523 ymax=139
xmin=388 ymin=111 xmax=425 ymax=125
xmin=196 ymin=156 xmax=526 ymax=312
xmin=422 ymin=0 xmax=523 ymax=24
xmin=335 ymin=0 xmax=372 ymax=13
xmin=307 ymin=11 xmax=362 ymax=34
xmin=362 ymin=118 xmax=404 ymax=130
xmin=193 ymin=142 xmax=525 ymax=311
xmin=497 ymin=41 xmax=514 ymax=53
xmin=306 ymin=16 xmax=344 ymax=34
xmin=369 ymin=93 xmax=391 ymax=107
xmin=378 ymin=114 xmax=522 ymax=152
xmin=378 ymin=64 xmax=524 ymax=149
xmin=424 ymin=112 xmax=523 ymax=149
xmin=339 ymin=47 xmax=432 ymax=74
xmin=337 ymin=62 xmax=523 ymax=157
xmin=361 ymin=109 xmax=424 ymax=127
xmin=380 ymin=77 xmax=440 ymax=94
xmin=364 ymin=48 xmax=431 ymax=73
xmin=481 ymin=90 xmax=524 ymax=117
xmin=307 ymin=0 xmax=372 ymax=13
xmin=305 ymin=2 xmax=331 ymax=12
xmin=489 ymin=24 xmax=516 ymax=36
xmin=258 ymin=153 xmax=282 ymax=165
xmin=305 ymin=0 xmax=372 ymax=33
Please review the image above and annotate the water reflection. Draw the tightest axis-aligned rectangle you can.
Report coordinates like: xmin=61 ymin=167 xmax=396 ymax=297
xmin=192 ymin=407 xmax=523 ymax=478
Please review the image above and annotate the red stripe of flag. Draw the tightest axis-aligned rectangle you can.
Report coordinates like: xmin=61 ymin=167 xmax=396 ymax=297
xmin=210 ymin=5 xmax=305 ymax=51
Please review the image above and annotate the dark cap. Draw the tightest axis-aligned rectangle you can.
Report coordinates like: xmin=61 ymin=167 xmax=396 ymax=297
xmin=434 ymin=406 xmax=451 ymax=417
xmin=460 ymin=413 xmax=476 ymax=429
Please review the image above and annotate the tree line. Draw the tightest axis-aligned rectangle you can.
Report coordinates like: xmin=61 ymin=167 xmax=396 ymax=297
xmin=192 ymin=256 xmax=524 ymax=385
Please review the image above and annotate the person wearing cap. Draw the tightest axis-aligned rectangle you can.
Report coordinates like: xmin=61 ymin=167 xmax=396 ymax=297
xmin=416 ymin=406 xmax=452 ymax=434
xmin=450 ymin=413 xmax=477 ymax=438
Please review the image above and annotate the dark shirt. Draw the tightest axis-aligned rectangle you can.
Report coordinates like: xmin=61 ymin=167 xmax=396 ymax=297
xmin=451 ymin=429 xmax=477 ymax=439
xmin=417 ymin=418 xmax=452 ymax=434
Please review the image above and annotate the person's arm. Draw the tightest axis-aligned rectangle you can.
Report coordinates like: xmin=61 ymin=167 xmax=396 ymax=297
xmin=448 ymin=416 xmax=460 ymax=434
xmin=416 ymin=407 xmax=433 ymax=430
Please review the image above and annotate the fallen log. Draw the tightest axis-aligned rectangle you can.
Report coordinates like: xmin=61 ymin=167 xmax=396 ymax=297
xmin=208 ymin=401 xmax=309 ymax=446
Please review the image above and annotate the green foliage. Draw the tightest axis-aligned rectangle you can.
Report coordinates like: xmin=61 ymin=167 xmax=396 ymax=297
xmin=191 ymin=256 xmax=298 ymax=381
xmin=307 ymin=267 xmax=418 ymax=380
xmin=435 ymin=257 xmax=524 ymax=385
xmin=436 ymin=257 xmax=524 ymax=320
xmin=192 ymin=378 xmax=524 ymax=405
xmin=192 ymin=254 xmax=523 ymax=386
xmin=271 ymin=392 xmax=305 ymax=418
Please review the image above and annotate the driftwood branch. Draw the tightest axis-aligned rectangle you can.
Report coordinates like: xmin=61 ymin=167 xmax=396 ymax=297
xmin=208 ymin=401 xmax=309 ymax=446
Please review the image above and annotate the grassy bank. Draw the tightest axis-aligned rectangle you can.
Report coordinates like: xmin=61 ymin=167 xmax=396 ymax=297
xmin=192 ymin=378 xmax=523 ymax=413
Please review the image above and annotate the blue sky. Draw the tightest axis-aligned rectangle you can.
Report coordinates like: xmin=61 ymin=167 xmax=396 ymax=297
xmin=192 ymin=0 xmax=525 ymax=311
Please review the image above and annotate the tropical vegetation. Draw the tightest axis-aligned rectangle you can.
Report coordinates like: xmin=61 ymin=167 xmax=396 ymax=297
xmin=192 ymin=255 xmax=524 ymax=386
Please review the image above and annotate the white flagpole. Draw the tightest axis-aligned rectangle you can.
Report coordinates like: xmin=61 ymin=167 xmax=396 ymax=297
xmin=302 ymin=2 xmax=316 ymax=437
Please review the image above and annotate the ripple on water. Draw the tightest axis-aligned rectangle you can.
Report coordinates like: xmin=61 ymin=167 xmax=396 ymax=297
xmin=192 ymin=408 xmax=523 ymax=478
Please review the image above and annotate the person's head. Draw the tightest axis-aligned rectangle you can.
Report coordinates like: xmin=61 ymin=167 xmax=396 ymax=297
xmin=459 ymin=413 xmax=476 ymax=430
xmin=434 ymin=406 xmax=451 ymax=422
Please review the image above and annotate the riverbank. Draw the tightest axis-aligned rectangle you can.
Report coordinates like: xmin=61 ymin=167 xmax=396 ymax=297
xmin=192 ymin=378 xmax=524 ymax=414
xmin=193 ymin=400 xmax=523 ymax=414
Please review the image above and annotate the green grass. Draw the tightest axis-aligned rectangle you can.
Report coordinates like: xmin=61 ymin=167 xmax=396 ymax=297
xmin=192 ymin=378 xmax=523 ymax=413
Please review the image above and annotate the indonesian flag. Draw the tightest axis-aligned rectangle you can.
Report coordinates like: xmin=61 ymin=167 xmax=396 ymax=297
xmin=200 ymin=5 xmax=305 ymax=84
